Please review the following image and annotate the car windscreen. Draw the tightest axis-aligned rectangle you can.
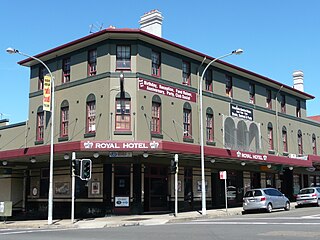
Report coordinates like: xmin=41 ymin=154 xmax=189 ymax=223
xmin=300 ymin=188 xmax=315 ymax=194
xmin=244 ymin=190 xmax=262 ymax=197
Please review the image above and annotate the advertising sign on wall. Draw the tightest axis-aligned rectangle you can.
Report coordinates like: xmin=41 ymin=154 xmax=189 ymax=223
xmin=230 ymin=104 xmax=253 ymax=121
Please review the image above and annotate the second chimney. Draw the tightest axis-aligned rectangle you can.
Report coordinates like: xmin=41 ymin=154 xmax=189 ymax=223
xmin=293 ymin=70 xmax=304 ymax=92
xmin=139 ymin=10 xmax=163 ymax=37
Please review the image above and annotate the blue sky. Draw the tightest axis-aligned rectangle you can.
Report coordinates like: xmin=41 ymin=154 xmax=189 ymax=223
xmin=1 ymin=0 xmax=320 ymax=123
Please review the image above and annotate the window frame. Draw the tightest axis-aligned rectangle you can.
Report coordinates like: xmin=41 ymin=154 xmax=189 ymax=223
xmin=282 ymin=126 xmax=288 ymax=153
xmin=151 ymin=51 xmax=161 ymax=77
xmin=151 ymin=101 xmax=161 ymax=134
xmin=205 ymin=69 xmax=213 ymax=91
xmin=62 ymin=57 xmax=71 ymax=83
xmin=206 ymin=111 xmax=214 ymax=142
xmin=183 ymin=104 xmax=192 ymax=139
xmin=249 ymin=83 xmax=255 ymax=104
xmin=115 ymin=97 xmax=131 ymax=131
xmin=37 ymin=110 xmax=44 ymax=141
xmin=226 ymin=75 xmax=233 ymax=97
xmin=88 ymin=49 xmax=97 ymax=76
xmin=281 ymin=94 xmax=286 ymax=113
xmin=60 ymin=106 xmax=69 ymax=137
xmin=266 ymin=89 xmax=272 ymax=109
xmin=312 ymin=134 xmax=317 ymax=155
xmin=296 ymin=99 xmax=301 ymax=118
xmin=38 ymin=67 xmax=47 ymax=90
xmin=116 ymin=45 xmax=131 ymax=70
xmin=267 ymin=123 xmax=274 ymax=150
xmin=182 ymin=61 xmax=191 ymax=85
xmin=298 ymin=130 xmax=303 ymax=155
xmin=86 ymin=99 xmax=96 ymax=133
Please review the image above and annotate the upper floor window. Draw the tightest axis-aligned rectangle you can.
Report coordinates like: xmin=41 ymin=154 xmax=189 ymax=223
xmin=312 ymin=134 xmax=317 ymax=155
xmin=151 ymin=96 xmax=161 ymax=134
xmin=182 ymin=61 xmax=190 ymax=85
xmin=183 ymin=103 xmax=192 ymax=138
xmin=116 ymin=45 xmax=131 ymax=70
xmin=266 ymin=89 xmax=272 ymax=109
xmin=115 ymin=93 xmax=131 ymax=131
xmin=298 ymin=130 xmax=303 ymax=155
xmin=267 ymin=122 xmax=274 ymax=150
xmin=88 ymin=49 xmax=97 ymax=76
xmin=205 ymin=70 xmax=212 ymax=91
xmin=296 ymin=100 xmax=301 ymax=118
xmin=281 ymin=94 xmax=286 ymax=113
xmin=206 ymin=108 xmax=214 ymax=142
xmin=282 ymin=126 xmax=288 ymax=153
xmin=38 ymin=67 xmax=47 ymax=90
xmin=249 ymin=83 xmax=255 ymax=104
xmin=86 ymin=94 xmax=96 ymax=133
xmin=62 ymin=58 xmax=70 ymax=83
xmin=37 ymin=107 xmax=44 ymax=141
xmin=226 ymin=75 xmax=232 ymax=97
xmin=151 ymin=51 xmax=161 ymax=77
xmin=60 ymin=100 xmax=69 ymax=137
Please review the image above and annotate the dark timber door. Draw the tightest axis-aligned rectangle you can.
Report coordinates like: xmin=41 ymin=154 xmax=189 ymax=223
xmin=144 ymin=165 xmax=168 ymax=212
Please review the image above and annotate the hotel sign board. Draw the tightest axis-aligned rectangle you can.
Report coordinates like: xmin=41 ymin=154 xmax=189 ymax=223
xmin=138 ymin=78 xmax=196 ymax=102
xmin=230 ymin=104 xmax=253 ymax=121
xmin=81 ymin=140 xmax=162 ymax=151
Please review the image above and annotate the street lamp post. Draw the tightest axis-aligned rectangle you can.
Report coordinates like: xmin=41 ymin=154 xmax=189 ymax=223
xmin=199 ymin=49 xmax=243 ymax=215
xmin=6 ymin=47 xmax=55 ymax=225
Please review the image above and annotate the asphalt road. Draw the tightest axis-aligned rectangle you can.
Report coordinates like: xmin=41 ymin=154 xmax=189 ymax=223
xmin=1 ymin=206 xmax=320 ymax=240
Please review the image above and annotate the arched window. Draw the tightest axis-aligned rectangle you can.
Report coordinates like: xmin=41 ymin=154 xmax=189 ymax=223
xmin=312 ymin=134 xmax=317 ymax=155
xmin=282 ymin=126 xmax=288 ymax=153
xmin=183 ymin=102 xmax=192 ymax=138
xmin=224 ymin=117 xmax=235 ymax=149
xmin=60 ymin=100 xmax=69 ymax=137
xmin=36 ymin=106 xmax=44 ymax=141
xmin=206 ymin=108 xmax=214 ymax=142
xmin=237 ymin=120 xmax=248 ymax=151
xmin=151 ymin=95 xmax=161 ymax=134
xmin=249 ymin=123 xmax=260 ymax=153
xmin=298 ymin=130 xmax=303 ymax=155
xmin=86 ymin=94 xmax=96 ymax=133
xmin=267 ymin=122 xmax=274 ymax=150
xmin=115 ymin=92 xmax=131 ymax=131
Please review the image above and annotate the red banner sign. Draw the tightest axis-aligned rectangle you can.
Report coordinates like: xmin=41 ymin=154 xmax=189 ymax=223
xmin=138 ymin=78 xmax=196 ymax=102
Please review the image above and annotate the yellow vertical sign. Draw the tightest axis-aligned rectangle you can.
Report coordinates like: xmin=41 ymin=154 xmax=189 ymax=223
xmin=43 ymin=76 xmax=51 ymax=112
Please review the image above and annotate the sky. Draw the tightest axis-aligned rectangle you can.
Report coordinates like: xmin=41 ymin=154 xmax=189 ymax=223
xmin=1 ymin=0 xmax=320 ymax=124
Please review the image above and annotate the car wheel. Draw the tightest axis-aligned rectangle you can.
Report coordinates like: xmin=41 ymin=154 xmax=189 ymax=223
xmin=266 ymin=203 xmax=273 ymax=213
xmin=317 ymin=199 xmax=320 ymax=207
xmin=284 ymin=201 xmax=290 ymax=211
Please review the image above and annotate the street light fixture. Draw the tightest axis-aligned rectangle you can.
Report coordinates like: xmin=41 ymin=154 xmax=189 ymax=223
xmin=6 ymin=47 xmax=55 ymax=225
xmin=199 ymin=49 xmax=243 ymax=216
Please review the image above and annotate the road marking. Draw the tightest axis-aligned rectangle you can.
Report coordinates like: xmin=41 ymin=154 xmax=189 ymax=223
xmin=0 ymin=228 xmax=74 ymax=235
xmin=178 ymin=221 xmax=320 ymax=225
xmin=301 ymin=214 xmax=320 ymax=218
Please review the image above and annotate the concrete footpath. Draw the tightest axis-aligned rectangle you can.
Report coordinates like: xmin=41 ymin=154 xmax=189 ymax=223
xmin=0 ymin=207 xmax=243 ymax=229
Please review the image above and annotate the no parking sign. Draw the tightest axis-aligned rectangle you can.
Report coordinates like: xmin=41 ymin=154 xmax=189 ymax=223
xmin=219 ymin=171 xmax=227 ymax=180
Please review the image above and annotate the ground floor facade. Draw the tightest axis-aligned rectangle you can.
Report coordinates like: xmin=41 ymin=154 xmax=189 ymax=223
xmin=1 ymin=140 xmax=320 ymax=219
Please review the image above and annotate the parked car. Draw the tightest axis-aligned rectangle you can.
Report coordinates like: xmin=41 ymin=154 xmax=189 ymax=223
xmin=243 ymin=188 xmax=290 ymax=213
xmin=296 ymin=187 xmax=320 ymax=207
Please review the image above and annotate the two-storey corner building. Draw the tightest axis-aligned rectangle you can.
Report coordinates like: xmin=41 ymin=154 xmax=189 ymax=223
xmin=1 ymin=10 xmax=320 ymax=218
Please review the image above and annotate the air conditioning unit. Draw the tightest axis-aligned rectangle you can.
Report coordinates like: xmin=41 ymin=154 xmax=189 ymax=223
xmin=289 ymin=153 xmax=297 ymax=158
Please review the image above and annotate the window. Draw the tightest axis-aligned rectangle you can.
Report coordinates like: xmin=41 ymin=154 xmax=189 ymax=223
xmin=86 ymin=94 xmax=96 ymax=133
xmin=298 ymin=130 xmax=303 ymax=155
xmin=296 ymin=100 xmax=301 ymax=118
xmin=206 ymin=108 xmax=214 ymax=142
xmin=205 ymin=70 xmax=212 ymax=91
xmin=266 ymin=89 xmax=272 ymax=109
xmin=182 ymin=61 xmax=190 ymax=85
xmin=115 ymin=94 xmax=131 ymax=131
xmin=116 ymin=45 xmax=131 ymax=70
xmin=226 ymin=75 xmax=232 ymax=97
xmin=282 ymin=126 xmax=288 ymax=153
xmin=312 ymin=134 xmax=317 ymax=155
xmin=281 ymin=94 xmax=286 ymax=113
xmin=62 ymin=58 xmax=70 ymax=83
xmin=37 ymin=108 xmax=44 ymax=141
xmin=88 ymin=49 xmax=97 ymax=76
xmin=249 ymin=83 xmax=255 ymax=104
xmin=151 ymin=51 xmax=161 ymax=77
xmin=183 ymin=103 xmax=192 ymax=138
xmin=151 ymin=96 xmax=161 ymax=134
xmin=38 ymin=67 xmax=47 ymax=90
xmin=267 ymin=122 xmax=274 ymax=150
xmin=60 ymin=101 xmax=69 ymax=137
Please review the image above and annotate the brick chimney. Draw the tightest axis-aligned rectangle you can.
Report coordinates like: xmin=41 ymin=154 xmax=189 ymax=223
xmin=139 ymin=10 xmax=163 ymax=37
xmin=293 ymin=70 xmax=304 ymax=92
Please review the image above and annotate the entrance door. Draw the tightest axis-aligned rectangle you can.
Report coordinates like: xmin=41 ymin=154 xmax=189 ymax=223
xmin=144 ymin=165 xmax=168 ymax=212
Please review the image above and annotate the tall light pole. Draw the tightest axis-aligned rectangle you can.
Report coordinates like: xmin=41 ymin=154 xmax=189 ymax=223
xmin=6 ymin=47 xmax=55 ymax=225
xmin=199 ymin=49 xmax=243 ymax=215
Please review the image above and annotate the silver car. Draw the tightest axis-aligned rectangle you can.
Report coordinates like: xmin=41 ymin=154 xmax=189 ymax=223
xmin=296 ymin=187 xmax=320 ymax=207
xmin=243 ymin=188 xmax=290 ymax=213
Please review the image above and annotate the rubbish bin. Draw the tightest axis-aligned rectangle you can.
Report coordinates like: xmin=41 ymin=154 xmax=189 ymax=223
xmin=0 ymin=201 xmax=12 ymax=219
